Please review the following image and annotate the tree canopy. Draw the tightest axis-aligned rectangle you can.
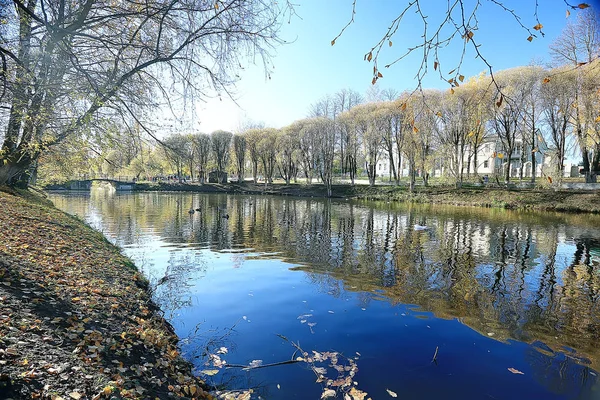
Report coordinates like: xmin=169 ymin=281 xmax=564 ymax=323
xmin=0 ymin=0 xmax=289 ymax=186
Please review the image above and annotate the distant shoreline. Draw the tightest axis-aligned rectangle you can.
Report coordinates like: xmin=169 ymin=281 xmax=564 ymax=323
xmin=44 ymin=181 xmax=600 ymax=214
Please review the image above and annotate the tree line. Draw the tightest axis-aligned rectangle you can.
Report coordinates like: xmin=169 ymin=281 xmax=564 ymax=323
xmin=40 ymin=7 xmax=600 ymax=196
xmin=3 ymin=2 xmax=599 ymax=191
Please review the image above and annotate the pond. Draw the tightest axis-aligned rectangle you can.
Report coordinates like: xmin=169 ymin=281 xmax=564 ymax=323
xmin=48 ymin=190 xmax=600 ymax=400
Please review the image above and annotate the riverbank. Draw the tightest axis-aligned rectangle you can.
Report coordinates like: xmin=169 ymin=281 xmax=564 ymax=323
xmin=0 ymin=187 xmax=210 ymax=399
xmin=130 ymin=181 xmax=600 ymax=213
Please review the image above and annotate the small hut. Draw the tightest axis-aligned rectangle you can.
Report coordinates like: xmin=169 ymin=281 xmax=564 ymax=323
xmin=208 ymin=170 xmax=228 ymax=183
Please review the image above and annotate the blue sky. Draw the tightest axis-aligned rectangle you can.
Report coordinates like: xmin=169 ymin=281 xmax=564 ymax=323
xmin=193 ymin=1 xmax=581 ymax=133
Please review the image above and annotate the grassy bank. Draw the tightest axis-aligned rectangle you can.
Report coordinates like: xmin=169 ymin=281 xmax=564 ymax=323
xmin=0 ymin=187 xmax=210 ymax=399
xmin=129 ymin=181 xmax=600 ymax=213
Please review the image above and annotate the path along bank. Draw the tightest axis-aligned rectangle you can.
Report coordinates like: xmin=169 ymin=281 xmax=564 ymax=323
xmin=0 ymin=187 xmax=211 ymax=399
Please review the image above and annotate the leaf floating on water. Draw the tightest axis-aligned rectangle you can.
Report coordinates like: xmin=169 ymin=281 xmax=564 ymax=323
xmin=508 ymin=367 xmax=524 ymax=375
xmin=349 ymin=387 xmax=368 ymax=400
xmin=328 ymin=310 xmax=335 ymax=314
xmin=217 ymin=346 xmax=228 ymax=354
xmin=313 ymin=366 xmax=327 ymax=375
xmin=277 ymin=384 xmax=281 ymax=389
xmin=321 ymin=388 xmax=337 ymax=399
xmin=308 ymin=322 xmax=317 ymax=327
xmin=387 ymin=388 xmax=398 ymax=397
xmin=248 ymin=359 xmax=263 ymax=368
xmin=201 ymin=369 xmax=220 ymax=376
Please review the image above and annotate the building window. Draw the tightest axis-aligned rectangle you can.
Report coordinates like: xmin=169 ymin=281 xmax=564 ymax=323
xmin=378 ymin=164 xmax=382 ymax=171
xmin=484 ymin=160 xmax=489 ymax=168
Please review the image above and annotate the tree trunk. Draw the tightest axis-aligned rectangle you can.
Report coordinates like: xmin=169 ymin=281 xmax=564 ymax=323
xmin=531 ymin=129 xmax=536 ymax=184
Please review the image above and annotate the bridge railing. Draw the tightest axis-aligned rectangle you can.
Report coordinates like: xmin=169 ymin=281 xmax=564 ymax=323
xmin=75 ymin=174 xmax=136 ymax=183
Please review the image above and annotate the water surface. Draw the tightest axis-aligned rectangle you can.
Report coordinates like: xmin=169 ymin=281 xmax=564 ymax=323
xmin=48 ymin=190 xmax=600 ymax=399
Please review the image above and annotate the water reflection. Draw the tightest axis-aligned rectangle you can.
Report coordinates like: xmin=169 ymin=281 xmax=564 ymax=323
xmin=49 ymin=190 xmax=600 ymax=398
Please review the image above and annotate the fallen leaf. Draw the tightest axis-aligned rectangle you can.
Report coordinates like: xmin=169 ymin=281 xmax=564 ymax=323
xmin=201 ymin=369 xmax=220 ymax=376
xmin=69 ymin=393 xmax=82 ymax=400
xmin=508 ymin=367 xmax=524 ymax=375
xmin=321 ymin=388 xmax=336 ymax=399
xmin=387 ymin=388 xmax=398 ymax=397
xmin=349 ymin=387 xmax=368 ymax=400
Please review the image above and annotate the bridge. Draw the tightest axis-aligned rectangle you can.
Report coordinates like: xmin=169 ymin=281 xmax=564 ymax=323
xmin=64 ymin=177 xmax=136 ymax=191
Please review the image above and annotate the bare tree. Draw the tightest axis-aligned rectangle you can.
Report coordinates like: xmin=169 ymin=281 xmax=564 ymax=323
xmin=244 ymin=128 xmax=262 ymax=183
xmin=163 ymin=134 xmax=190 ymax=182
xmin=333 ymin=89 xmax=363 ymax=176
xmin=310 ymin=117 xmax=336 ymax=197
xmin=550 ymin=8 xmax=600 ymax=182
xmin=210 ymin=130 xmax=233 ymax=183
xmin=489 ymin=68 xmax=531 ymax=184
xmin=257 ymin=128 xmax=278 ymax=185
xmin=541 ymin=67 xmax=575 ymax=182
xmin=233 ymin=134 xmax=247 ymax=182
xmin=276 ymin=126 xmax=299 ymax=184
xmin=191 ymin=133 xmax=211 ymax=184
xmin=0 ymin=0 xmax=289 ymax=186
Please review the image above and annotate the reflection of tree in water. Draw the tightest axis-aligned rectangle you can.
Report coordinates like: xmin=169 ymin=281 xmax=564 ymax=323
xmin=525 ymin=341 xmax=597 ymax=398
xmin=54 ymin=191 xmax=600 ymax=373
xmin=154 ymin=251 xmax=207 ymax=320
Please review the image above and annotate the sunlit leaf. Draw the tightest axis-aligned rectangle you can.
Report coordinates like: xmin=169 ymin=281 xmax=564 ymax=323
xmin=533 ymin=23 xmax=543 ymax=31
xmin=331 ymin=39 xmax=336 ymax=46
xmin=458 ymin=75 xmax=465 ymax=82
xmin=527 ymin=36 xmax=533 ymax=42
xmin=377 ymin=72 xmax=383 ymax=78
xmin=366 ymin=52 xmax=373 ymax=62
xmin=388 ymin=40 xmax=393 ymax=47
xmin=400 ymin=103 xmax=407 ymax=111
xmin=201 ymin=369 xmax=220 ymax=376
xmin=371 ymin=77 xmax=377 ymax=85
xmin=349 ymin=387 xmax=367 ymax=400
xmin=386 ymin=388 xmax=398 ymax=397
xmin=543 ymin=77 xmax=551 ymax=84
xmin=434 ymin=61 xmax=438 ymax=71
xmin=578 ymin=3 xmax=590 ymax=9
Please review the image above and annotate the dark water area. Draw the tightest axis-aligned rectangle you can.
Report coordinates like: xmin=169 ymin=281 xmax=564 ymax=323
xmin=48 ymin=190 xmax=600 ymax=399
